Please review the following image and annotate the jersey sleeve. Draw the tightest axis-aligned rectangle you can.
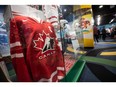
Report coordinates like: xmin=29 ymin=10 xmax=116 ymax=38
xmin=10 ymin=18 xmax=32 ymax=82
xmin=56 ymin=38 xmax=66 ymax=81
xmin=51 ymin=25 xmax=66 ymax=81
xmin=42 ymin=5 xmax=59 ymax=27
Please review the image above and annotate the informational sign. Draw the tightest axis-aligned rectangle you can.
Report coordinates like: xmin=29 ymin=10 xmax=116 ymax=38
xmin=80 ymin=5 xmax=94 ymax=47
xmin=73 ymin=5 xmax=94 ymax=47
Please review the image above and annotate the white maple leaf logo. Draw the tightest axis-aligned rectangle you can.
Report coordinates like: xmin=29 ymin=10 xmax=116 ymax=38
xmin=33 ymin=30 xmax=55 ymax=53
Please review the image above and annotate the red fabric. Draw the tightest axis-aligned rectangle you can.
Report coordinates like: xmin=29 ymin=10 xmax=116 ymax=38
xmin=10 ymin=16 xmax=65 ymax=82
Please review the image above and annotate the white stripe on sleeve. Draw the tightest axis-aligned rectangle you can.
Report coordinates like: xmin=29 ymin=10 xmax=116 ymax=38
xmin=57 ymin=76 xmax=64 ymax=80
xmin=11 ymin=53 xmax=24 ymax=59
xmin=49 ymin=17 xmax=58 ymax=22
xmin=10 ymin=42 xmax=21 ymax=48
xmin=57 ymin=67 xmax=65 ymax=71
xmin=38 ymin=70 xmax=57 ymax=82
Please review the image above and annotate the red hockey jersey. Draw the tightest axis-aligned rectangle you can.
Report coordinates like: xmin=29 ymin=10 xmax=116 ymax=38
xmin=10 ymin=16 xmax=65 ymax=82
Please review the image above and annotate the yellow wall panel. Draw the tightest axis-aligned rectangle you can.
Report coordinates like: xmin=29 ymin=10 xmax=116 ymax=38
xmin=80 ymin=5 xmax=91 ymax=9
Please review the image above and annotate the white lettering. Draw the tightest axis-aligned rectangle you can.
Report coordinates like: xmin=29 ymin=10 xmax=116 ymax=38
xmin=38 ymin=51 xmax=56 ymax=60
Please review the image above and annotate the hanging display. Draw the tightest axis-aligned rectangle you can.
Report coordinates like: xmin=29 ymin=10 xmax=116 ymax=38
xmin=6 ymin=5 xmax=65 ymax=82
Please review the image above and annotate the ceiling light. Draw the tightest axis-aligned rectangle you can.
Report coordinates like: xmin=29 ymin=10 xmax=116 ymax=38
xmin=97 ymin=15 xmax=101 ymax=25
xmin=64 ymin=9 xmax=67 ymax=12
xmin=109 ymin=18 xmax=114 ymax=23
xmin=99 ymin=5 xmax=103 ymax=8
xmin=110 ymin=5 xmax=115 ymax=8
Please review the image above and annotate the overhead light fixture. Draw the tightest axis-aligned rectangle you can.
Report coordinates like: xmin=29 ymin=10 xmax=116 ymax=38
xmin=97 ymin=15 xmax=101 ymax=25
xmin=110 ymin=5 xmax=115 ymax=8
xmin=109 ymin=18 xmax=114 ymax=23
xmin=64 ymin=9 xmax=67 ymax=12
xmin=99 ymin=5 xmax=103 ymax=8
